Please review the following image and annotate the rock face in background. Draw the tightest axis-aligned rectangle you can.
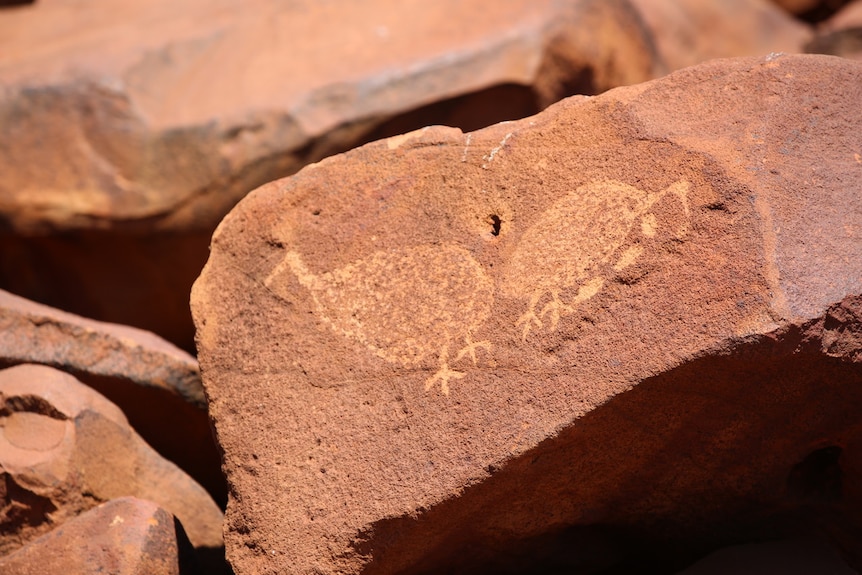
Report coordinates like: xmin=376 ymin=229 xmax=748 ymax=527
xmin=631 ymin=0 xmax=812 ymax=72
xmin=192 ymin=54 xmax=862 ymax=575
xmin=807 ymin=0 xmax=862 ymax=59
xmin=0 ymin=497 xmax=199 ymax=575
xmin=0 ymin=289 xmax=224 ymax=504
xmin=0 ymin=364 xmax=224 ymax=559
xmin=0 ymin=0 xmax=658 ymax=351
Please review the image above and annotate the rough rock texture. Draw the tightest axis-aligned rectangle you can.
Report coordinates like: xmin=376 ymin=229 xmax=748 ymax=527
xmin=631 ymin=0 xmax=813 ymax=73
xmin=193 ymin=54 xmax=862 ymax=575
xmin=0 ymin=289 xmax=223 ymax=504
xmin=0 ymin=364 xmax=223 ymax=558
xmin=808 ymin=0 xmax=862 ymax=59
xmin=0 ymin=0 xmax=657 ymax=351
xmin=0 ymin=496 xmax=199 ymax=575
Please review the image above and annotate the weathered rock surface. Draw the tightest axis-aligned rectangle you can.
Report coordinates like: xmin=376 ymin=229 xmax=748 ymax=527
xmin=193 ymin=54 xmax=862 ymax=574
xmin=0 ymin=496 xmax=199 ymax=575
xmin=0 ymin=288 xmax=223 ymax=504
xmin=0 ymin=364 xmax=223 ymax=557
xmin=0 ymin=0 xmax=657 ymax=351
xmin=631 ymin=0 xmax=812 ymax=73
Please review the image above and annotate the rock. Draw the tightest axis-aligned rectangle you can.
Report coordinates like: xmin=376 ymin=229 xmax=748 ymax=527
xmin=0 ymin=496 xmax=200 ymax=575
xmin=0 ymin=0 xmax=657 ymax=352
xmin=192 ymin=54 xmax=862 ymax=574
xmin=677 ymin=536 xmax=857 ymax=575
xmin=0 ymin=289 xmax=224 ymax=504
xmin=0 ymin=364 xmax=223 ymax=558
xmin=807 ymin=0 xmax=862 ymax=59
xmin=630 ymin=0 xmax=812 ymax=74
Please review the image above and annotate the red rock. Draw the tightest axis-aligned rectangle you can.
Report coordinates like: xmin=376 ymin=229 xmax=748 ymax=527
xmin=0 ymin=497 xmax=198 ymax=575
xmin=630 ymin=0 xmax=812 ymax=74
xmin=0 ymin=364 xmax=223 ymax=557
xmin=807 ymin=0 xmax=862 ymax=59
xmin=0 ymin=289 xmax=223 ymax=504
xmin=192 ymin=54 xmax=862 ymax=574
xmin=0 ymin=0 xmax=656 ymax=351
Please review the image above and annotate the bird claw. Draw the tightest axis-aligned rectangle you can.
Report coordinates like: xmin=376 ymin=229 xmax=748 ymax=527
xmin=424 ymin=365 xmax=465 ymax=396
xmin=455 ymin=338 xmax=491 ymax=365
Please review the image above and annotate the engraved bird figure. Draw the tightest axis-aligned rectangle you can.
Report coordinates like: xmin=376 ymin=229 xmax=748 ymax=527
xmin=265 ymin=244 xmax=493 ymax=395
xmin=502 ymin=179 xmax=691 ymax=341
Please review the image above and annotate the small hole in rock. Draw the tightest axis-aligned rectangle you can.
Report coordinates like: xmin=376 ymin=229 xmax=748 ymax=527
xmin=489 ymin=214 xmax=502 ymax=236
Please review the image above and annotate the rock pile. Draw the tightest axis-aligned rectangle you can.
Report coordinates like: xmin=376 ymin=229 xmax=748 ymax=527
xmin=2 ymin=1 xmax=862 ymax=574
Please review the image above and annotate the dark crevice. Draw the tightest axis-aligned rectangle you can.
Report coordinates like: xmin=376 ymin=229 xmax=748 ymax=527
xmin=489 ymin=215 xmax=502 ymax=237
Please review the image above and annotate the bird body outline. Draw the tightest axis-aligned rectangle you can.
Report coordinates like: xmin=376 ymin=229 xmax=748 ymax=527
xmin=266 ymin=243 xmax=493 ymax=395
xmin=503 ymin=179 xmax=691 ymax=340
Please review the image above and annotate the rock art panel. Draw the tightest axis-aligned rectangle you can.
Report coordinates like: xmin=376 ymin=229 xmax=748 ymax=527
xmin=192 ymin=55 xmax=862 ymax=575
xmin=502 ymin=179 xmax=690 ymax=340
xmin=265 ymin=244 xmax=493 ymax=394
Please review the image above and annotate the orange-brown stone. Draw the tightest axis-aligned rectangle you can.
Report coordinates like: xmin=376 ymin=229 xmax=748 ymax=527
xmin=193 ymin=54 xmax=862 ymax=574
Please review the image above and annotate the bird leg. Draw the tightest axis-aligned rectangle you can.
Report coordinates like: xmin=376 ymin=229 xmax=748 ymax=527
xmin=424 ymin=343 xmax=465 ymax=395
xmin=539 ymin=289 xmax=574 ymax=331
xmin=454 ymin=332 xmax=491 ymax=365
xmin=516 ymin=292 xmax=545 ymax=342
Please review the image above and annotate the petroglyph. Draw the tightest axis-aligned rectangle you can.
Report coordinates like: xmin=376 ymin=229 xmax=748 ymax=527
xmin=503 ymin=179 xmax=691 ymax=341
xmin=265 ymin=244 xmax=493 ymax=395
xmin=482 ymin=133 xmax=512 ymax=168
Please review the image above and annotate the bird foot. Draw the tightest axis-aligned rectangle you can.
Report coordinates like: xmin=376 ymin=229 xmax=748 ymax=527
xmin=424 ymin=364 xmax=465 ymax=396
xmin=539 ymin=297 xmax=574 ymax=331
xmin=516 ymin=309 xmax=542 ymax=342
xmin=454 ymin=337 xmax=491 ymax=365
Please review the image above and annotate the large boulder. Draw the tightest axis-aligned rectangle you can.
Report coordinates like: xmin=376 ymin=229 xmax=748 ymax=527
xmin=631 ymin=0 xmax=812 ymax=73
xmin=0 ymin=289 xmax=223 ymax=504
xmin=0 ymin=364 xmax=223 ymax=558
xmin=0 ymin=0 xmax=657 ymax=351
xmin=192 ymin=54 xmax=862 ymax=574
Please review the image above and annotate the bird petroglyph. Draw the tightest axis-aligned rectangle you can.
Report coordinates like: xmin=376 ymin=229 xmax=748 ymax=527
xmin=503 ymin=179 xmax=691 ymax=341
xmin=265 ymin=244 xmax=494 ymax=395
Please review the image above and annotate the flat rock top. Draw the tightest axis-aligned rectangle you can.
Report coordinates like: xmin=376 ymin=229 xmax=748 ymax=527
xmin=0 ymin=0 xmax=553 ymax=132
xmin=192 ymin=54 xmax=862 ymax=575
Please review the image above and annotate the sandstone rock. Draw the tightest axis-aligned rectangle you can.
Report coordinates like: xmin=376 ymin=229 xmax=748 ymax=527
xmin=0 ymin=496 xmax=199 ymax=575
xmin=0 ymin=364 xmax=223 ymax=557
xmin=0 ymin=289 xmax=223 ymax=504
xmin=0 ymin=0 xmax=657 ymax=351
xmin=193 ymin=54 xmax=862 ymax=574
xmin=630 ymin=0 xmax=812 ymax=74
xmin=807 ymin=0 xmax=862 ymax=59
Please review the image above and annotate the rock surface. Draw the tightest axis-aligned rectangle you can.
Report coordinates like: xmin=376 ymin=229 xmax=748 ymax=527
xmin=192 ymin=54 xmax=862 ymax=575
xmin=0 ymin=496 xmax=199 ymax=575
xmin=630 ymin=0 xmax=812 ymax=73
xmin=0 ymin=288 xmax=223 ymax=504
xmin=0 ymin=0 xmax=657 ymax=351
xmin=1 ymin=0 xmax=822 ymax=355
xmin=0 ymin=364 xmax=223 ymax=557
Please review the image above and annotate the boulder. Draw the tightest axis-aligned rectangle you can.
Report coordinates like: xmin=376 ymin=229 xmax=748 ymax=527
xmin=0 ymin=0 xmax=657 ymax=351
xmin=630 ymin=0 xmax=812 ymax=74
xmin=0 ymin=497 xmax=200 ymax=575
xmin=0 ymin=289 xmax=223 ymax=504
xmin=192 ymin=54 xmax=862 ymax=574
xmin=0 ymin=364 xmax=223 ymax=558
